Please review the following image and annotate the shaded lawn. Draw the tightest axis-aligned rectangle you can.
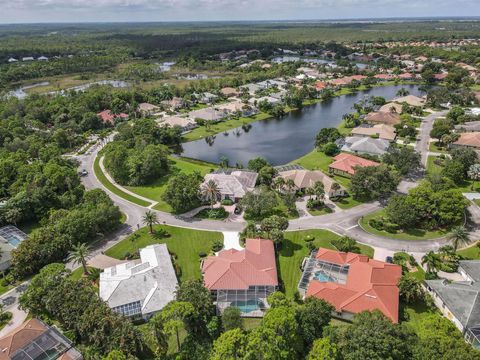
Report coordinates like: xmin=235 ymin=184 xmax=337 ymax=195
xmin=402 ymin=301 xmax=437 ymax=334
xmin=428 ymin=141 xmax=447 ymax=154
xmin=127 ymin=156 xmax=217 ymax=213
xmin=279 ymin=230 xmax=374 ymax=298
xmin=360 ymin=209 xmax=450 ymax=241
xmin=182 ymin=112 xmax=272 ymax=142
xmin=426 ymin=156 xmax=480 ymax=192
xmin=105 ymin=225 xmax=223 ymax=282
xmin=243 ymin=318 xmax=262 ymax=331
xmin=426 ymin=155 xmax=444 ymax=174
xmin=69 ymin=266 xmax=97 ymax=281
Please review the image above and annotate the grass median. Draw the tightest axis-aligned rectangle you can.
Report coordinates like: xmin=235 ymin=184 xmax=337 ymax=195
xmin=93 ymin=156 xmax=151 ymax=207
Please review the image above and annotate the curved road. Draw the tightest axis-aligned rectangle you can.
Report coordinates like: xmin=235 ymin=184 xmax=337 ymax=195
xmin=77 ymin=135 xmax=455 ymax=253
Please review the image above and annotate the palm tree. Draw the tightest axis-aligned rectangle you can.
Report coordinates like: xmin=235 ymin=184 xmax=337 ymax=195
xmin=450 ymin=226 xmax=469 ymax=251
xmin=468 ymin=164 xmax=480 ymax=191
xmin=143 ymin=210 xmax=158 ymax=234
xmin=285 ymin=179 xmax=296 ymax=193
xmin=313 ymin=181 xmax=325 ymax=200
xmin=421 ymin=251 xmax=442 ymax=274
xmin=68 ymin=243 xmax=91 ymax=275
xmin=273 ymin=177 xmax=285 ymax=192
xmin=201 ymin=180 xmax=221 ymax=208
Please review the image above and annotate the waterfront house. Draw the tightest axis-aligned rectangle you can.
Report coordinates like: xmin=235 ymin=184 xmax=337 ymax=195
xmin=220 ymin=87 xmax=239 ymax=97
xmin=161 ymin=97 xmax=184 ymax=111
xmin=276 ymin=169 xmax=346 ymax=199
xmin=203 ymin=169 xmax=258 ymax=201
xmin=328 ymin=153 xmax=380 ymax=177
xmin=350 ymin=124 xmax=396 ymax=141
xmin=378 ymin=102 xmax=403 ymax=114
xmin=299 ymin=248 xmax=401 ymax=322
xmin=157 ymin=115 xmax=197 ymax=132
xmin=99 ymin=244 xmax=178 ymax=320
xmin=339 ymin=136 xmax=390 ymax=156
xmin=424 ymin=260 xmax=480 ymax=348
xmin=365 ymin=111 xmax=401 ymax=126
xmin=202 ymin=238 xmax=278 ymax=317
xmin=0 ymin=318 xmax=83 ymax=360
xmin=393 ymin=95 xmax=426 ymax=107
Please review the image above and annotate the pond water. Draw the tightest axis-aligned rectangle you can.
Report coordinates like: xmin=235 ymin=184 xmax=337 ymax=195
xmin=180 ymin=84 xmax=425 ymax=166
xmin=271 ymin=56 xmax=368 ymax=69
xmin=6 ymin=82 xmax=50 ymax=99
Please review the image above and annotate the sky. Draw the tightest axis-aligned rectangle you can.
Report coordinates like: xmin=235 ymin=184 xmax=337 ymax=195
xmin=0 ymin=0 xmax=479 ymax=24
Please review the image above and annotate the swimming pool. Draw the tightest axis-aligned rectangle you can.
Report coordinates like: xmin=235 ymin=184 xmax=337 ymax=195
xmin=231 ymin=300 xmax=261 ymax=313
xmin=7 ymin=236 xmax=22 ymax=247
xmin=313 ymin=270 xmax=335 ymax=283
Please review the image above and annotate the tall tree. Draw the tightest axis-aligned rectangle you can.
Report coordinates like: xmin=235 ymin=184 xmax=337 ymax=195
xmin=159 ymin=301 xmax=196 ymax=352
xmin=422 ymin=251 xmax=442 ymax=275
xmin=67 ymin=243 xmax=91 ymax=275
xmin=201 ymin=180 xmax=221 ymax=208
xmin=449 ymin=225 xmax=469 ymax=251
xmin=142 ymin=210 xmax=158 ymax=234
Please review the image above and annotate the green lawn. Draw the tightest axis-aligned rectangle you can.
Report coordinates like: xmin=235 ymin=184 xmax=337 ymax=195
xmin=94 ymin=156 xmax=151 ymax=207
xmin=308 ymin=206 xmax=333 ymax=216
xmin=127 ymin=156 xmax=217 ymax=213
xmin=360 ymin=209 xmax=449 ymax=241
xmin=426 ymin=156 xmax=479 ymax=192
xmin=428 ymin=141 xmax=447 ymax=154
xmin=105 ymin=225 xmax=223 ymax=282
xmin=426 ymin=155 xmax=444 ymax=174
xmin=279 ymin=229 xmax=374 ymax=298
xmin=69 ymin=266 xmax=97 ymax=281
xmin=182 ymin=112 xmax=272 ymax=142
xmin=457 ymin=242 xmax=480 ymax=259
xmin=243 ymin=318 xmax=262 ymax=331
xmin=402 ymin=301 xmax=437 ymax=334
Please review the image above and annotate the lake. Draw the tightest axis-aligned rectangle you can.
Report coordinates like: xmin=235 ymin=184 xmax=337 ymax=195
xmin=180 ymin=84 xmax=425 ymax=166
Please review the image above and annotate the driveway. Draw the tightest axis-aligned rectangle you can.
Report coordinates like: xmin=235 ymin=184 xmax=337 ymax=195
xmin=415 ymin=110 xmax=448 ymax=167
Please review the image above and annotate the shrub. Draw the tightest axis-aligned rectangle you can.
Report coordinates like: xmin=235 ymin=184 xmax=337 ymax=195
xmin=199 ymin=252 xmax=207 ymax=258
xmin=306 ymin=241 xmax=316 ymax=251
xmin=212 ymin=239 xmax=224 ymax=252
xmin=304 ymin=235 xmax=315 ymax=242
xmin=369 ymin=218 xmax=384 ymax=231
xmin=207 ymin=207 xmax=228 ymax=219
xmin=221 ymin=199 xmax=234 ymax=206
xmin=307 ymin=198 xmax=324 ymax=210
xmin=384 ymin=222 xmax=400 ymax=233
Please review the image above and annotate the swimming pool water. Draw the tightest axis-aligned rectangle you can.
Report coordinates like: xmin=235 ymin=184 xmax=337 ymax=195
xmin=313 ymin=270 xmax=335 ymax=282
xmin=231 ymin=300 xmax=260 ymax=313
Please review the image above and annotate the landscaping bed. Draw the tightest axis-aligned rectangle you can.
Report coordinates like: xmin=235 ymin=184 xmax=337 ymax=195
xmin=195 ymin=207 xmax=229 ymax=220
xmin=360 ymin=209 xmax=449 ymax=241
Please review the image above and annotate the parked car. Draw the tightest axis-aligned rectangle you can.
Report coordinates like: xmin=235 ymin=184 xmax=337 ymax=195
xmin=79 ymin=169 xmax=88 ymax=177
xmin=386 ymin=256 xmax=393 ymax=264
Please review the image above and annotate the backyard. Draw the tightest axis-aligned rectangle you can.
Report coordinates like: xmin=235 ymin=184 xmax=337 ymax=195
xmin=278 ymin=229 xmax=374 ymax=298
xmin=105 ymin=225 xmax=223 ymax=281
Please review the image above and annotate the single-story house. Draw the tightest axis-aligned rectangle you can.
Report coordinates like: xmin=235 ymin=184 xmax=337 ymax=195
xmin=270 ymin=90 xmax=287 ymax=100
xmin=0 ymin=226 xmax=27 ymax=271
xmin=202 ymin=238 xmax=278 ymax=317
xmin=240 ymin=83 xmax=263 ymax=95
xmin=189 ymin=107 xmax=225 ymax=122
xmin=249 ymin=96 xmax=280 ymax=106
xmin=374 ymin=74 xmax=395 ymax=81
xmin=378 ymin=102 xmax=403 ymax=114
xmin=424 ymin=260 xmax=480 ymax=348
xmin=277 ymin=169 xmax=346 ymax=198
xmin=434 ymin=73 xmax=448 ymax=81
xmin=328 ymin=153 xmax=380 ymax=177
xmin=364 ymin=111 xmax=401 ymax=126
xmin=161 ymin=97 xmax=185 ymax=111
xmin=315 ymin=81 xmax=328 ymax=90
xmin=220 ymin=87 xmax=239 ymax=97
xmin=451 ymin=132 xmax=480 ymax=149
xmin=217 ymin=100 xmax=254 ymax=115
xmin=203 ymin=169 xmax=258 ymax=201
xmin=0 ymin=318 xmax=83 ymax=360
xmin=393 ymin=95 xmax=426 ymax=107
xmin=398 ymin=72 xmax=415 ymax=80
xmin=199 ymin=92 xmax=218 ymax=104
xmin=37 ymin=56 xmax=49 ymax=61
xmin=138 ymin=102 xmax=160 ymax=116
xmin=22 ymin=57 xmax=34 ymax=61
xmin=299 ymin=248 xmax=402 ymax=323
xmin=455 ymin=121 xmax=480 ymax=133
xmin=99 ymin=244 xmax=178 ymax=320
xmin=350 ymin=124 xmax=396 ymax=141
xmin=97 ymin=110 xmax=129 ymax=125
xmin=340 ymin=136 xmax=390 ymax=156
xmin=157 ymin=116 xmax=197 ymax=131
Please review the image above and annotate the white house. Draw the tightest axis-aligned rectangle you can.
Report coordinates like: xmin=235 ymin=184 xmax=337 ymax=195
xmin=99 ymin=244 xmax=178 ymax=320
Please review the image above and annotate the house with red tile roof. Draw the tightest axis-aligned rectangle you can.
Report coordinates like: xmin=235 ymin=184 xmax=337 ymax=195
xmin=451 ymin=132 xmax=480 ymax=150
xmin=374 ymin=74 xmax=395 ymax=81
xmin=0 ymin=318 xmax=83 ymax=360
xmin=97 ymin=110 xmax=128 ymax=125
xmin=202 ymin=238 xmax=278 ymax=317
xmin=365 ymin=111 xmax=401 ymax=126
xmin=299 ymin=248 xmax=402 ymax=323
xmin=328 ymin=153 xmax=380 ymax=177
xmin=315 ymin=81 xmax=328 ymax=90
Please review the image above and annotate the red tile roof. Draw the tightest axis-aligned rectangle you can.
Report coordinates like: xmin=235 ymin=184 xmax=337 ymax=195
xmin=306 ymin=248 xmax=402 ymax=322
xmin=374 ymin=74 xmax=394 ymax=80
xmin=202 ymin=238 xmax=278 ymax=290
xmin=97 ymin=110 xmax=128 ymax=124
xmin=398 ymin=72 xmax=414 ymax=79
xmin=328 ymin=153 xmax=380 ymax=176
xmin=365 ymin=111 xmax=401 ymax=125
xmin=434 ymin=73 xmax=448 ymax=80
xmin=315 ymin=81 xmax=327 ymax=90
xmin=453 ymin=132 xmax=480 ymax=148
